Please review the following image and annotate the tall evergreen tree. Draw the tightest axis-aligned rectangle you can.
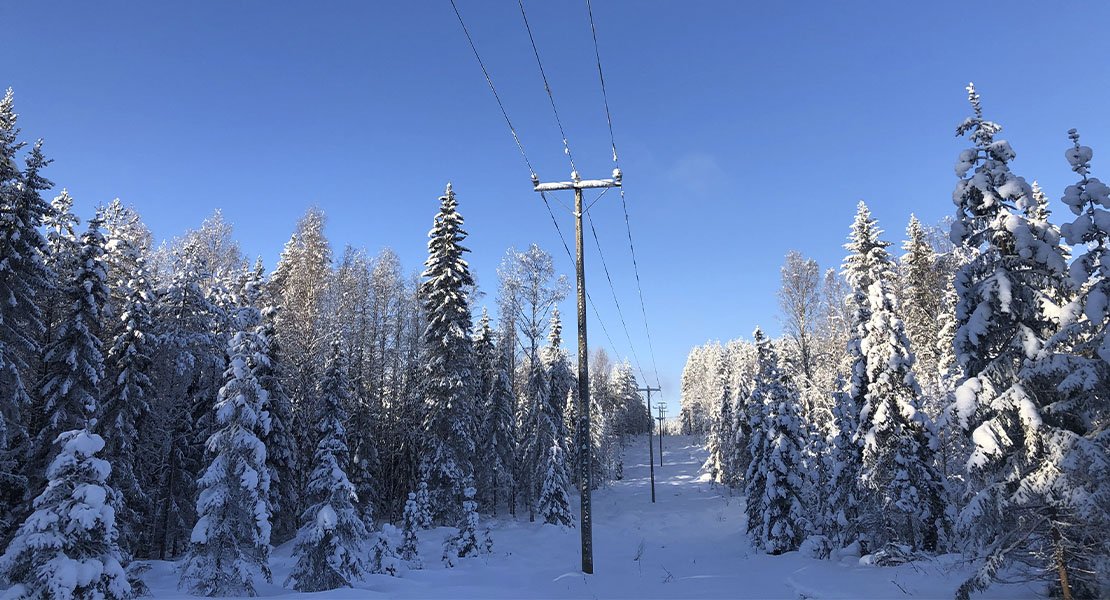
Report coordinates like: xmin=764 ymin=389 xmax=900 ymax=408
xmin=418 ymin=184 xmax=478 ymax=523
xmin=1008 ymin=129 xmax=1110 ymax=598
xmin=257 ymin=303 xmax=299 ymax=546
xmin=36 ymin=218 xmax=111 ymax=483
xmin=743 ymin=328 xmax=807 ymax=555
xmin=822 ymin=376 xmax=862 ymax=549
xmin=179 ymin=305 xmax=272 ymax=597
xmin=99 ymin=241 xmax=156 ymax=554
xmin=0 ymin=90 xmax=54 ymax=539
xmin=286 ymin=340 xmax=370 ymax=592
xmin=947 ymin=84 xmax=1073 ymax=600
xmin=858 ymin=227 xmax=945 ymax=553
xmin=900 ymin=215 xmax=944 ymax=391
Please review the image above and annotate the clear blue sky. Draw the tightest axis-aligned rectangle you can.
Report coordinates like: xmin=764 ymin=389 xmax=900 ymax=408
xmin=6 ymin=0 xmax=1110 ymax=415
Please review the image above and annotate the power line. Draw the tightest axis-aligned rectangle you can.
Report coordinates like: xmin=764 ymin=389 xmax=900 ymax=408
xmin=584 ymin=0 xmax=662 ymax=388
xmin=585 ymin=208 xmax=650 ymax=386
xmin=537 ymin=191 xmax=624 ymax=369
xmin=517 ymin=0 xmax=578 ymax=175
xmin=449 ymin=0 xmax=640 ymax=377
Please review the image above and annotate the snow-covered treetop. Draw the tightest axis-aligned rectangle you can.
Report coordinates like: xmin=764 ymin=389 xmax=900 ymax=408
xmin=1061 ymin=129 xmax=1110 ymax=229
xmin=955 ymin=82 xmax=1003 ymax=151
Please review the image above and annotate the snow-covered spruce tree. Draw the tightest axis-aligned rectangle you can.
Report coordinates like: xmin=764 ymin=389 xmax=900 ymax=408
xmin=519 ymin=347 xmax=551 ymax=521
xmin=413 ymin=480 xmax=432 ymax=529
xmin=1005 ymin=129 xmax=1110 ymax=599
xmin=0 ymin=93 xmax=54 ymax=539
xmin=858 ymin=228 xmax=945 ymax=554
xmin=99 ymin=244 xmax=156 ymax=553
xmin=369 ymin=526 xmax=400 ymax=576
xmin=179 ymin=305 xmax=272 ymax=597
xmin=478 ymin=330 xmax=516 ymax=516
xmin=38 ymin=189 xmax=79 ymax=370
xmin=536 ymin=441 xmax=573 ymax=527
xmin=398 ymin=492 xmax=424 ymax=568
xmin=702 ymin=380 xmax=732 ymax=485
xmin=946 ymin=84 xmax=1072 ymax=600
xmin=824 ymin=201 xmax=891 ymax=553
xmin=287 ymin=339 xmax=370 ymax=592
xmin=743 ymin=328 xmax=808 ymax=555
xmin=0 ymin=211 xmax=132 ymax=599
xmin=822 ymin=376 xmax=863 ymax=551
xmin=441 ymin=483 xmax=491 ymax=567
xmin=148 ymin=242 xmax=220 ymax=560
xmin=524 ymin=309 xmax=573 ymax=526
xmin=37 ymin=217 xmax=110 ymax=478
xmin=841 ymin=200 xmax=889 ymax=428
xmin=418 ymin=184 xmax=478 ymax=524
xmin=0 ymin=428 xmax=133 ymax=600
xmin=472 ymin=309 xmax=503 ymax=514
xmin=544 ymin=308 xmax=575 ymax=436
xmin=256 ymin=301 xmax=299 ymax=546
xmin=900 ymin=215 xmax=944 ymax=393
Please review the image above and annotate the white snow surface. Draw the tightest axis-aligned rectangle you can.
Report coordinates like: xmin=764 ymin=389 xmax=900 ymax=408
xmin=132 ymin=437 xmax=1033 ymax=599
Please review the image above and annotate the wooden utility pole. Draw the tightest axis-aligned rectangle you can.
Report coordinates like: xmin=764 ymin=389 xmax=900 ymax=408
xmin=638 ymin=386 xmax=661 ymax=503
xmin=533 ymin=169 xmax=621 ymax=575
xmin=655 ymin=402 xmax=667 ymax=466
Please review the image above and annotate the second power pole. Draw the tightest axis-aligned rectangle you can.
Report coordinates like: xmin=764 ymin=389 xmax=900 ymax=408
xmin=638 ymin=385 xmax=661 ymax=503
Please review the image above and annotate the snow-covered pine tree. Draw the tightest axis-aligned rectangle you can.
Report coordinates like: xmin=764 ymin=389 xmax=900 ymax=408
xmin=1007 ymin=129 xmax=1110 ymax=598
xmin=414 ymin=480 xmax=432 ymax=530
xmin=743 ymin=328 xmax=807 ymax=555
xmin=398 ymin=492 xmax=424 ymax=568
xmin=0 ymin=92 xmax=54 ymax=538
xmin=441 ymin=483 xmax=491 ymax=567
xmin=946 ymin=84 xmax=1073 ymax=600
xmin=536 ymin=442 xmax=573 ymax=527
xmin=474 ymin=309 xmax=517 ymax=516
xmin=0 ymin=429 xmax=133 ymax=600
xmin=418 ymin=184 xmax=478 ymax=523
xmin=256 ymin=301 xmax=299 ymax=546
xmin=822 ymin=375 xmax=863 ymax=551
xmin=472 ymin=309 xmax=499 ymax=511
xmin=369 ymin=526 xmax=400 ymax=576
xmin=179 ymin=304 xmax=272 ymax=597
xmin=841 ymin=201 xmax=889 ymax=428
xmin=99 ymin=240 xmax=156 ymax=554
xmin=900 ymin=215 xmax=944 ymax=392
xmin=0 ymin=207 xmax=132 ymax=599
xmin=544 ymin=308 xmax=574 ymax=436
xmin=38 ymin=189 xmax=79 ymax=368
xmin=520 ymin=346 xmax=551 ymax=521
xmin=286 ymin=339 xmax=370 ymax=592
xmin=858 ymin=225 xmax=945 ymax=554
xmin=148 ymin=242 xmax=220 ymax=560
xmin=702 ymin=381 xmax=732 ymax=485
xmin=36 ymin=217 xmax=110 ymax=481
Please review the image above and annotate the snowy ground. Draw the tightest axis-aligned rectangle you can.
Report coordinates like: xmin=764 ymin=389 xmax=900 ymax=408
xmin=139 ymin=436 xmax=1038 ymax=599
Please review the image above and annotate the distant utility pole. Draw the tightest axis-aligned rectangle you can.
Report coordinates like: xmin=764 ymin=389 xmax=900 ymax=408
xmin=533 ymin=168 xmax=621 ymax=575
xmin=638 ymin=386 xmax=661 ymax=503
xmin=655 ymin=402 xmax=668 ymax=466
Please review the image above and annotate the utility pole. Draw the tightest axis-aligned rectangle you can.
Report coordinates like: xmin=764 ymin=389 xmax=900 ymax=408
xmin=533 ymin=168 xmax=621 ymax=575
xmin=655 ymin=402 xmax=667 ymax=466
xmin=638 ymin=386 xmax=661 ymax=503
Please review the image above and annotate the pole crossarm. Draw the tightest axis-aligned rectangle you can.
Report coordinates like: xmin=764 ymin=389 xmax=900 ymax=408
xmin=532 ymin=169 xmax=621 ymax=193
